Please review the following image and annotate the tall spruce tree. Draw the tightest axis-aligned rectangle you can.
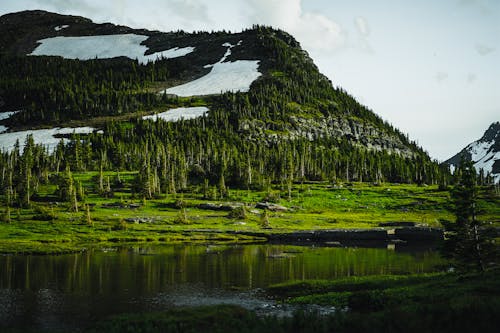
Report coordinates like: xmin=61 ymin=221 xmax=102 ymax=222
xmin=442 ymin=159 xmax=497 ymax=272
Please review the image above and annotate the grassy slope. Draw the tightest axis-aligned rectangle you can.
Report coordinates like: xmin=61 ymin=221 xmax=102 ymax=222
xmin=1 ymin=172 xmax=498 ymax=254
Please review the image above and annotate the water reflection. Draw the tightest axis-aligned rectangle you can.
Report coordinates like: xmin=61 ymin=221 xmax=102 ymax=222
xmin=0 ymin=244 xmax=444 ymax=331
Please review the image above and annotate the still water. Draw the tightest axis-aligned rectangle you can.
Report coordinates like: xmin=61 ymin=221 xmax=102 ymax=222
xmin=0 ymin=243 xmax=444 ymax=331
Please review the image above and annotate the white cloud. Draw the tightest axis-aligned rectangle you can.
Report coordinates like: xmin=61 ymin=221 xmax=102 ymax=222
xmin=246 ymin=0 xmax=346 ymax=51
xmin=352 ymin=16 xmax=374 ymax=54
xmin=355 ymin=17 xmax=370 ymax=36
xmin=467 ymin=73 xmax=477 ymax=84
xmin=475 ymin=43 xmax=495 ymax=55
xmin=435 ymin=72 xmax=449 ymax=83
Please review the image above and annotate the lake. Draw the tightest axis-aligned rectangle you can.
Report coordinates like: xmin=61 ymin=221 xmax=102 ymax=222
xmin=0 ymin=243 xmax=444 ymax=331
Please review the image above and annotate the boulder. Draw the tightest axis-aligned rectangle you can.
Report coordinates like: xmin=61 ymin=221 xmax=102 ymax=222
xmin=255 ymin=202 xmax=288 ymax=212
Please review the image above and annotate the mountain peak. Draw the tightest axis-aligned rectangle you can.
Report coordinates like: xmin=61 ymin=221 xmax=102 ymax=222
xmin=480 ymin=121 xmax=500 ymax=143
xmin=444 ymin=121 xmax=500 ymax=183
xmin=0 ymin=10 xmax=439 ymax=184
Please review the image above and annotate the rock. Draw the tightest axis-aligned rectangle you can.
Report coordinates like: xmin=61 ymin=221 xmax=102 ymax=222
xmin=128 ymin=203 xmax=141 ymax=209
xmin=124 ymin=217 xmax=155 ymax=224
xmin=394 ymin=227 xmax=443 ymax=241
xmin=102 ymin=202 xmax=125 ymax=208
xmin=324 ymin=241 xmax=342 ymax=247
xmin=255 ymin=202 xmax=288 ymax=212
xmin=234 ymin=222 xmax=247 ymax=225
xmin=197 ymin=202 xmax=241 ymax=211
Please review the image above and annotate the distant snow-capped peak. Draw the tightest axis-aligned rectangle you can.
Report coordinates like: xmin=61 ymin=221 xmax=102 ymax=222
xmin=445 ymin=122 xmax=500 ymax=183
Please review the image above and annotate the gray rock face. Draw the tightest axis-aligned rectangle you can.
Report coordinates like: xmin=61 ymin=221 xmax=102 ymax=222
xmin=239 ymin=115 xmax=414 ymax=157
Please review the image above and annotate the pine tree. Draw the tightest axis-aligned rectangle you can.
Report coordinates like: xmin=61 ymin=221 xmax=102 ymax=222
xmin=85 ymin=204 xmax=92 ymax=226
xmin=2 ymin=206 xmax=11 ymax=224
xmin=442 ymin=159 xmax=497 ymax=272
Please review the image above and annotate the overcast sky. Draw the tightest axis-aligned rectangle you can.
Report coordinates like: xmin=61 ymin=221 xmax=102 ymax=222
xmin=1 ymin=0 xmax=499 ymax=161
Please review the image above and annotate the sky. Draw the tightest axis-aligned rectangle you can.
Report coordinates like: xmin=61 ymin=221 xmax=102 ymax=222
xmin=1 ymin=0 xmax=499 ymax=161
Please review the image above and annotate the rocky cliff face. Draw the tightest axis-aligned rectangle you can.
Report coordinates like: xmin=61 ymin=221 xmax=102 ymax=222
xmin=240 ymin=115 xmax=414 ymax=157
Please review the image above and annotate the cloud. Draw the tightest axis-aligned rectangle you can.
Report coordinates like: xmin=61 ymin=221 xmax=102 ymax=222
xmin=0 ymin=0 xmax=211 ymax=32
xmin=457 ymin=0 xmax=493 ymax=15
xmin=355 ymin=17 xmax=370 ymax=36
xmin=435 ymin=72 xmax=449 ymax=83
xmin=353 ymin=16 xmax=374 ymax=54
xmin=475 ymin=43 xmax=495 ymax=55
xmin=466 ymin=73 xmax=477 ymax=84
xmin=246 ymin=0 xmax=346 ymax=52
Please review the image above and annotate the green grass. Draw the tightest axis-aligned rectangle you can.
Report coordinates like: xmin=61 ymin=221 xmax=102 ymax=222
xmin=1 ymin=174 xmax=498 ymax=254
xmin=267 ymin=270 xmax=500 ymax=311
xmin=80 ymin=270 xmax=500 ymax=333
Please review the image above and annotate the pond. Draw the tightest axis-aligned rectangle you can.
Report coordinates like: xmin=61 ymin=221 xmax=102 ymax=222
xmin=0 ymin=243 xmax=445 ymax=331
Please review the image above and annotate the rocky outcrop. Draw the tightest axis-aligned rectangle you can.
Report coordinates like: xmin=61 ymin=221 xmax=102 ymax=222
xmin=239 ymin=115 xmax=414 ymax=157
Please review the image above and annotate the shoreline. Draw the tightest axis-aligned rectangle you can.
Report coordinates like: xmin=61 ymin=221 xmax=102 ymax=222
xmin=0 ymin=226 xmax=445 ymax=255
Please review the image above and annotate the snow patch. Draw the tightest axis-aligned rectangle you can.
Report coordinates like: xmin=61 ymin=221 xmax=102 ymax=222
xmin=54 ymin=25 xmax=69 ymax=31
xmin=0 ymin=127 xmax=97 ymax=153
xmin=469 ymin=140 xmax=491 ymax=163
xmin=30 ymin=34 xmax=195 ymax=64
xmin=164 ymin=40 xmax=261 ymax=96
xmin=0 ymin=111 xmax=19 ymax=121
xmin=143 ymin=106 xmax=209 ymax=122
xmin=465 ymin=139 xmax=499 ymax=183
xmin=0 ymin=125 xmax=7 ymax=133
xmin=449 ymin=164 xmax=455 ymax=175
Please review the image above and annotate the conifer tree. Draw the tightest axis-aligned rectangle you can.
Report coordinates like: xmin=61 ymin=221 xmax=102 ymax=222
xmin=442 ymin=159 xmax=497 ymax=272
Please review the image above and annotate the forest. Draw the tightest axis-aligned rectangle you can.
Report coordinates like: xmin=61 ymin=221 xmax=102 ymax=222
xmin=0 ymin=27 xmax=462 ymax=210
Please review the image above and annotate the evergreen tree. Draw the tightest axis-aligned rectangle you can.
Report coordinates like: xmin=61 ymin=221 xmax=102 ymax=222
xmin=442 ymin=159 xmax=497 ymax=272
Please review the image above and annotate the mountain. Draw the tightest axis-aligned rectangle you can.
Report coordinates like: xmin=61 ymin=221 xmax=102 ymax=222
xmin=0 ymin=10 xmax=442 ymax=187
xmin=445 ymin=122 xmax=500 ymax=183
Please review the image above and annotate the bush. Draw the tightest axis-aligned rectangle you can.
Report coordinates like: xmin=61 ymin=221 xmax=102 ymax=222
xmin=227 ymin=206 xmax=247 ymax=219
xmin=174 ymin=208 xmax=190 ymax=224
xmin=32 ymin=205 xmax=57 ymax=221
xmin=113 ymin=219 xmax=128 ymax=231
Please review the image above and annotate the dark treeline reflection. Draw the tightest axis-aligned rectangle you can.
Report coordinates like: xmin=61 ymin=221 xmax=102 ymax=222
xmin=1 ymin=244 xmax=443 ymax=292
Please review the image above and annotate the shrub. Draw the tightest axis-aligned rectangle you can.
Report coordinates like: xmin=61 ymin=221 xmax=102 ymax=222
xmin=227 ymin=206 xmax=247 ymax=219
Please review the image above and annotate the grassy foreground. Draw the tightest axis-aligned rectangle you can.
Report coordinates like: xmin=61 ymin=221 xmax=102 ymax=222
xmin=80 ymin=270 xmax=499 ymax=333
xmin=1 ymin=173 xmax=499 ymax=254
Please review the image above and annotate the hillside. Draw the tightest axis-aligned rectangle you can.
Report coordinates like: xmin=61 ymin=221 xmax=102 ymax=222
xmin=445 ymin=122 xmax=500 ymax=183
xmin=0 ymin=9 xmax=444 ymax=202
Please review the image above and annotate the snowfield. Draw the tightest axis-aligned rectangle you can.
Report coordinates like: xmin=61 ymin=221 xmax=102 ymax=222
xmin=143 ymin=107 xmax=209 ymax=122
xmin=30 ymin=34 xmax=195 ymax=64
xmin=0 ymin=125 xmax=7 ymax=133
xmin=469 ymin=141 xmax=499 ymax=183
xmin=0 ymin=127 xmax=97 ymax=153
xmin=457 ymin=139 xmax=500 ymax=183
xmin=164 ymin=41 xmax=261 ymax=96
